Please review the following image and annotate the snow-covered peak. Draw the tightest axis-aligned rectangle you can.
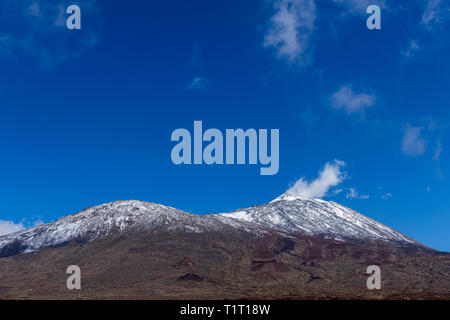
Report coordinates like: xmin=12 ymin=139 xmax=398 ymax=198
xmin=221 ymin=197 xmax=416 ymax=244
xmin=0 ymin=200 xmax=255 ymax=256
xmin=270 ymin=193 xmax=327 ymax=204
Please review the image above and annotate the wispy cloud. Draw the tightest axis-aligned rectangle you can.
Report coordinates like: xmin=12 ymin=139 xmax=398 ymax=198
xmin=0 ymin=0 xmax=102 ymax=68
xmin=401 ymin=124 xmax=427 ymax=157
xmin=346 ymin=187 xmax=370 ymax=200
xmin=403 ymin=0 xmax=450 ymax=59
xmin=330 ymin=84 xmax=376 ymax=116
xmin=381 ymin=192 xmax=392 ymax=200
xmin=401 ymin=118 xmax=446 ymax=177
xmin=433 ymin=139 xmax=442 ymax=161
xmin=264 ymin=0 xmax=316 ymax=65
xmin=285 ymin=160 xmax=346 ymax=199
xmin=434 ymin=139 xmax=443 ymax=177
xmin=187 ymin=77 xmax=211 ymax=91
xmin=422 ymin=0 xmax=449 ymax=30
xmin=402 ymin=39 xmax=421 ymax=59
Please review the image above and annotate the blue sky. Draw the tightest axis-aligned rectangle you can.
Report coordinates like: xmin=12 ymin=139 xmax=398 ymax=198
xmin=0 ymin=0 xmax=449 ymax=251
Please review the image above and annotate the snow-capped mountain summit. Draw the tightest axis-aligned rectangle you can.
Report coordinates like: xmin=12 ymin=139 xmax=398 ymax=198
xmin=0 ymin=200 xmax=257 ymax=256
xmin=220 ymin=194 xmax=416 ymax=244
xmin=270 ymin=193 xmax=315 ymax=203
xmin=0 ymin=196 xmax=417 ymax=257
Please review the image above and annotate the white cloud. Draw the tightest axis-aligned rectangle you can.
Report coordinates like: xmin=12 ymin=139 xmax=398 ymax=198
xmin=404 ymin=1 xmax=450 ymax=61
xmin=401 ymin=124 xmax=427 ymax=157
xmin=264 ymin=0 xmax=316 ymax=64
xmin=401 ymin=119 xmax=446 ymax=175
xmin=0 ymin=217 xmax=44 ymax=236
xmin=382 ymin=192 xmax=392 ymax=200
xmin=285 ymin=160 xmax=346 ymax=199
xmin=434 ymin=139 xmax=443 ymax=177
xmin=346 ymin=187 xmax=370 ymax=200
xmin=0 ymin=220 xmax=24 ymax=236
xmin=330 ymin=84 xmax=376 ymax=116
xmin=187 ymin=77 xmax=210 ymax=91
xmin=433 ymin=139 xmax=442 ymax=161
xmin=402 ymin=39 xmax=421 ymax=58
xmin=422 ymin=0 xmax=449 ymax=30
xmin=346 ymin=188 xmax=358 ymax=199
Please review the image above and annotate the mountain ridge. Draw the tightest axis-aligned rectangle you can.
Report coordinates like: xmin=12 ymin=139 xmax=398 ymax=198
xmin=1 ymin=197 xmax=449 ymax=300
xmin=0 ymin=195 xmax=421 ymax=258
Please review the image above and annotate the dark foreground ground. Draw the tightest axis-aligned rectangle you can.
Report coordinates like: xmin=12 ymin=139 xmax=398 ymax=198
xmin=0 ymin=231 xmax=449 ymax=299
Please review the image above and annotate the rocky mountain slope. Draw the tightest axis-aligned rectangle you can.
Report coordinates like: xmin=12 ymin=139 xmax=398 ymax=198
xmin=0 ymin=231 xmax=448 ymax=300
xmin=1 ymin=196 xmax=448 ymax=300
